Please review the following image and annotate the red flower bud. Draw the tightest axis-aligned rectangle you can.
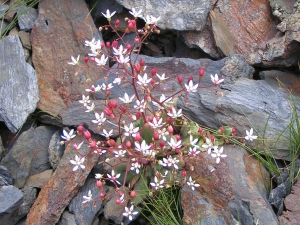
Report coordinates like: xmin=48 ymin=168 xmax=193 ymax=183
xmin=108 ymin=101 xmax=117 ymax=109
xmin=90 ymin=57 xmax=95 ymax=62
xmin=199 ymin=68 xmax=205 ymax=76
xmin=126 ymin=43 xmax=131 ymax=51
xmin=182 ymin=170 xmax=187 ymax=177
xmin=107 ymin=139 xmax=116 ymax=147
xmin=126 ymin=140 xmax=132 ymax=149
xmin=134 ymin=37 xmax=139 ymax=44
xmin=84 ymin=130 xmax=91 ymax=140
xmin=176 ymin=134 xmax=181 ymax=141
xmin=198 ymin=127 xmax=203 ymax=133
xmin=99 ymin=192 xmax=105 ymax=200
xmin=232 ymin=127 xmax=236 ymax=134
xmin=150 ymin=78 xmax=155 ymax=85
xmin=136 ymin=112 xmax=141 ymax=119
xmin=188 ymin=75 xmax=193 ymax=82
xmin=153 ymin=131 xmax=159 ymax=141
xmin=100 ymin=42 xmax=105 ymax=49
xmin=77 ymin=125 xmax=84 ymax=134
xmin=219 ymin=127 xmax=224 ymax=134
xmin=116 ymin=199 xmax=121 ymax=205
xmin=130 ymin=190 xmax=137 ymax=198
xmin=104 ymin=107 xmax=113 ymax=116
xmin=139 ymin=58 xmax=145 ymax=66
xmin=147 ymin=116 xmax=153 ymax=122
xmin=84 ymin=55 xmax=89 ymax=64
xmin=168 ymin=125 xmax=174 ymax=134
xmin=131 ymin=20 xmax=136 ymax=27
xmin=177 ymin=75 xmax=183 ymax=84
xmin=119 ymin=105 xmax=127 ymax=112
xmin=89 ymin=140 xmax=97 ymax=149
xmin=115 ymin=19 xmax=120 ymax=27
xmin=210 ymin=135 xmax=215 ymax=142
xmin=151 ymin=68 xmax=157 ymax=76
xmin=134 ymin=63 xmax=141 ymax=73
xmin=166 ymin=117 xmax=172 ymax=123
xmin=96 ymin=180 xmax=103 ymax=188
xmin=112 ymin=40 xmax=118 ymax=48
xmin=134 ymin=132 xmax=141 ymax=142
xmin=106 ymin=42 xmax=110 ymax=49
xmin=127 ymin=21 xmax=134 ymax=30
xmin=159 ymin=141 xmax=165 ymax=148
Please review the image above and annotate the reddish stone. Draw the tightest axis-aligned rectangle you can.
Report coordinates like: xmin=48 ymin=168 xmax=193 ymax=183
xmin=31 ymin=0 xmax=105 ymax=115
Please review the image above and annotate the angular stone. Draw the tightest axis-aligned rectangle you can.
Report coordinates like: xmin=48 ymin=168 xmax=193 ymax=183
xmin=0 ymin=4 xmax=8 ymax=18
xmin=69 ymin=178 xmax=107 ymax=225
xmin=24 ymin=170 xmax=53 ymax=188
xmin=18 ymin=30 xmax=31 ymax=50
xmin=48 ymin=131 xmax=65 ymax=170
xmin=31 ymin=0 xmax=105 ymax=115
xmin=0 ymin=185 xmax=23 ymax=225
xmin=0 ymin=165 xmax=13 ymax=187
xmin=116 ymin=0 xmax=217 ymax=31
xmin=269 ymin=178 xmax=291 ymax=210
xmin=0 ymin=126 xmax=57 ymax=188
xmin=26 ymin=135 xmax=99 ymax=225
xmin=0 ymin=35 xmax=39 ymax=133
xmin=0 ymin=137 xmax=4 ymax=161
xmin=181 ymin=146 xmax=278 ymax=225
xmin=58 ymin=211 xmax=76 ymax=225
xmin=17 ymin=6 xmax=38 ymax=31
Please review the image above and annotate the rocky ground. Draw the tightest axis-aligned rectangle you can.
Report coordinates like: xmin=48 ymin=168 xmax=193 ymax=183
xmin=1 ymin=0 xmax=300 ymax=225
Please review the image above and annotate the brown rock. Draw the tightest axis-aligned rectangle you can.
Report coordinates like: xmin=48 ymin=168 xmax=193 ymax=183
xmin=24 ymin=169 xmax=53 ymax=189
xmin=18 ymin=30 xmax=31 ymax=50
xmin=31 ymin=0 xmax=105 ymax=115
xmin=26 ymin=135 xmax=99 ymax=225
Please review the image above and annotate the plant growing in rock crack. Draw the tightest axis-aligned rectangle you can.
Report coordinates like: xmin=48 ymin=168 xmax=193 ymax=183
xmin=62 ymin=8 xmax=259 ymax=223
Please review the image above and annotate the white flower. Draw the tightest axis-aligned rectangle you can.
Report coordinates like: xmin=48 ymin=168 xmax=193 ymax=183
xmin=113 ymin=45 xmax=127 ymax=56
xmin=117 ymin=54 xmax=130 ymax=64
xmin=152 ymin=94 xmax=172 ymax=110
xmin=135 ymin=140 xmax=151 ymax=152
xmin=113 ymin=77 xmax=122 ymax=85
xmin=61 ymin=129 xmax=76 ymax=141
xmin=202 ymin=137 xmax=215 ymax=154
xmin=123 ymin=205 xmax=139 ymax=221
xmin=101 ymin=83 xmax=113 ymax=90
xmin=85 ymin=102 xmax=95 ymax=112
xmin=245 ymin=128 xmax=258 ymax=141
xmin=162 ymin=155 xmax=179 ymax=170
xmin=129 ymin=8 xmax=143 ymax=18
xmin=107 ymin=170 xmax=121 ymax=185
xmin=167 ymin=107 xmax=182 ymax=118
xmin=156 ymin=128 xmax=169 ymax=141
xmin=156 ymin=73 xmax=169 ymax=82
xmin=211 ymin=146 xmax=227 ymax=164
xmin=101 ymin=129 xmax=114 ymax=138
xmin=119 ymin=93 xmax=135 ymax=104
xmin=143 ymin=15 xmax=160 ymax=25
xmin=167 ymin=138 xmax=182 ymax=149
xmin=114 ymin=150 xmax=127 ymax=158
xmin=124 ymin=123 xmax=139 ymax=137
xmin=148 ymin=117 xmax=165 ymax=129
xmin=150 ymin=176 xmax=164 ymax=190
xmin=73 ymin=141 xmax=84 ymax=150
xmin=101 ymin=9 xmax=116 ymax=20
xmin=94 ymin=148 xmax=107 ymax=155
xmin=211 ymin=74 xmax=224 ymax=85
xmin=68 ymin=55 xmax=80 ymax=66
xmin=190 ymin=135 xmax=199 ymax=147
xmin=131 ymin=161 xmax=141 ymax=174
xmin=79 ymin=95 xmax=90 ymax=107
xmin=70 ymin=155 xmax=85 ymax=171
xmin=85 ymin=38 xmax=96 ymax=47
xmin=92 ymin=112 xmax=106 ymax=126
xmin=86 ymin=84 xmax=101 ymax=93
xmin=137 ymin=73 xmax=151 ymax=87
xmin=134 ymin=99 xmax=146 ymax=112
xmin=95 ymin=54 xmax=108 ymax=66
xmin=95 ymin=174 xmax=104 ymax=180
xmin=188 ymin=146 xmax=201 ymax=157
xmin=186 ymin=176 xmax=200 ymax=191
xmin=82 ymin=190 xmax=93 ymax=204
xmin=185 ymin=80 xmax=198 ymax=92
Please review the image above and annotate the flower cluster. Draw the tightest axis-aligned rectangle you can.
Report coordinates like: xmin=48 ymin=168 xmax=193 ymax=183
xmin=64 ymin=8 xmax=259 ymax=223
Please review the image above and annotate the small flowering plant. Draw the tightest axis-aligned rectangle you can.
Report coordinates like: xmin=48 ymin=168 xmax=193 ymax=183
xmin=63 ymin=8 xmax=259 ymax=223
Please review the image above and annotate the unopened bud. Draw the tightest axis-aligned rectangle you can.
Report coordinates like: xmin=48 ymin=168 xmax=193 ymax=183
xmin=151 ymin=68 xmax=157 ymax=76
xmin=112 ymin=40 xmax=118 ymax=48
xmin=153 ymin=131 xmax=159 ymax=141
xmin=77 ymin=125 xmax=84 ymax=134
xmin=130 ymin=190 xmax=137 ymax=198
xmin=106 ymin=42 xmax=110 ymax=49
xmin=99 ymin=193 xmax=105 ymax=200
xmin=126 ymin=43 xmax=131 ymax=51
xmin=108 ymin=101 xmax=117 ymax=109
xmin=177 ymin=75 xmax=183 ymax=84
xmin=84 ymin=55 xmax=89 ymax=64
xmin=134 ymin=132 xmax=141 ymax=142
xmin=182 ymin=170 xmax=187 ymax=177
xmin=115 ymin=19 xmax=120 ymax=27
xmin=232 ymin=127 xmax=236 ymax=134
xmin=134 ymin=37 xmax=139 ymax=44
xmin=159 ymin=141 xmax=165 ymax=148
xmin=176 ymin=134 xmax=181 ymax=141
xmin=84 ymin=130 xmax=91 ymax=140
xmin=104 ymin=107 xmax=113 ymax=116
xmin=198 ymin=127 xmax=203 ymax=133
xmin=126 ymin=140 xmax=132 ymax=149
xmin=168 ymin=125 xmax=174 ymax=134
xmin=199 ymin=68 xmax=205 ymax=76
xmin=96 ymin=180 xmax=103 ymax=188
xmin=188 ymin=75 xmax=193 ymax=82
xmin=89 ymin=140 xmax=97 ymax=149
xmin=139 ymin=58 xmax=145 ymax=66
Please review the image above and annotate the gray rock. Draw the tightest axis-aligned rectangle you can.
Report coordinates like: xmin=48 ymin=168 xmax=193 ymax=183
xmin=48 ymin=131 xmax=65 ymax=170
xmin=269 ymin=178 xmax=291 ymax=210
xmin=0 ymin=126 xmax=58 ymax=188
xmin=116 ymin=0 xmax=217 ymax=31
xmin=0 ymin=165 xmax=13 ymax=187
xmin=0 ymin=136 xmax=4 ymax=161
xmin=69 ymin=178 xmax=107 ymax=225
xmin=0 ymin=35 xmax=39 ymax=133
xmin=0 ymin=4 xmax=8 ymax=19
xmin=87 ymin=0 xmax=123 ymax=20
xmin=0 ymin=18 xmax=9 ymax=35
xmin=18 ymin=30 xmax=31 ymax=50
xmin=17 ymin=6 xmax=38 ymax=31
xmin=0 ymin=185 xmax=23 ymax=225
xmin=16 ymin=187 xmax=37 ymax=222
xmin=58 ymin=211 xmax=76 ymax=225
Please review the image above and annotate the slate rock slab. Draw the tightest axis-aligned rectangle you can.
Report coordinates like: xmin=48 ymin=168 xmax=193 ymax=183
xmin=17 ymin=6 xmax=38 ymax=31
xmin=0 ymin=165 xmax=13 ymax=187
xmin=0 ymin=35 xmax=39 ymax=133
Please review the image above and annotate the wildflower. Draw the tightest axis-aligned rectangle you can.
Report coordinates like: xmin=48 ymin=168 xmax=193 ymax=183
xmin=188 ymin=146 xmax=201 ymax=157
xmin=202 ymin=137 xmax=215 ymax=154
xmin=101 ymin=129 xmax=114 ymax=138
xmin=85 ymin=102 xmax=95 ymax=112
xmin=124 ymin=123 xmax=139 ymax=137
xmin=156 ymin=73 xmax=169 ymax=82
xmin=123 ymin=205 xmax=139 ymax=221
xmin=101 ymin=83 xmax=113 ymax=90
xmin=94 ymin=148 xmax=107 ymax=155
xmin=129 ymin=8 xmax=143 ymax=18
xmin=113 ymin=77 xmax=122 ymax=85
xmin=78 ymin=95 xmax=90 ymax=107
xmin=167 ymin=138 xmax=182 ymax=149
xmin=101 ymin=9 xmax=116 ymax=21
xmin=61 ymin=129 xmax=76 ymax=141
xmin=134 ymin=99 xmax=147 ymax=112
xmin=137 ymin=73 xmax=152 ymax=87
xmin=211 ymin=146 xmax=227 ymax=164
xmin=167 ymin=107 xmax=182 ymax=119
xmin=70 ymin=155 xmax=85 ymax=171
xmin=130 ymin=161 xmax=141 ymax=174
xmin=190 ymin=135 xmax=199 ymax=147
xmin=156 ymin=128 xmax=169 ymax=141
xmin=113 ymin=45 xmax=127 ymax=56
xmin=82 ymin=190 xmax=93 ymax=203
xmin=107 ymin=170 xmax=121 ymax=185
xmin=119 ymin=93 xmax=135 ymax=104
xmin=185 ymin=80 xmax=198 ymax=92
xmin=85 ymin=38 xmax=96 ymax=47
xmin=86 ymin=84 xmax=101 ymax=93
xmin=135 ymin=140 xmax=151 ymax=153
xmin=95 ymin=174 xmax=104 ymax=180
xmin=117 ymin=54 xmax=130 ymax=64
xmin=92 ymin=112 xmax=106 ymax=126
xmin=162 ymin=155 xmax=179 ymax=170
xmin=148 ymin=117 xmax=165 ymax=129
xmin=73 ymin=141 xmax=84 ymax=151
xmin=152 ymin=94 xmax=172 ymax=110
xmin=245 ymin=128 xmax=258 ymax=141
xmin=150 ymin=176 xmax=164 ymax=190
xmin=114 ymin=150 xmax=127 ymax=158
xmin=210 ymin=74 xmax=224 ymax=85
xmin=186 ymin=176 xmax=200 ymax=190
xmin=95 ymin=54 xmax=108 ymax=66
xmin=143 ymin=15 xmax=160 ymax=25
xmin=68 ymin=55 xmax=80 ymax=66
